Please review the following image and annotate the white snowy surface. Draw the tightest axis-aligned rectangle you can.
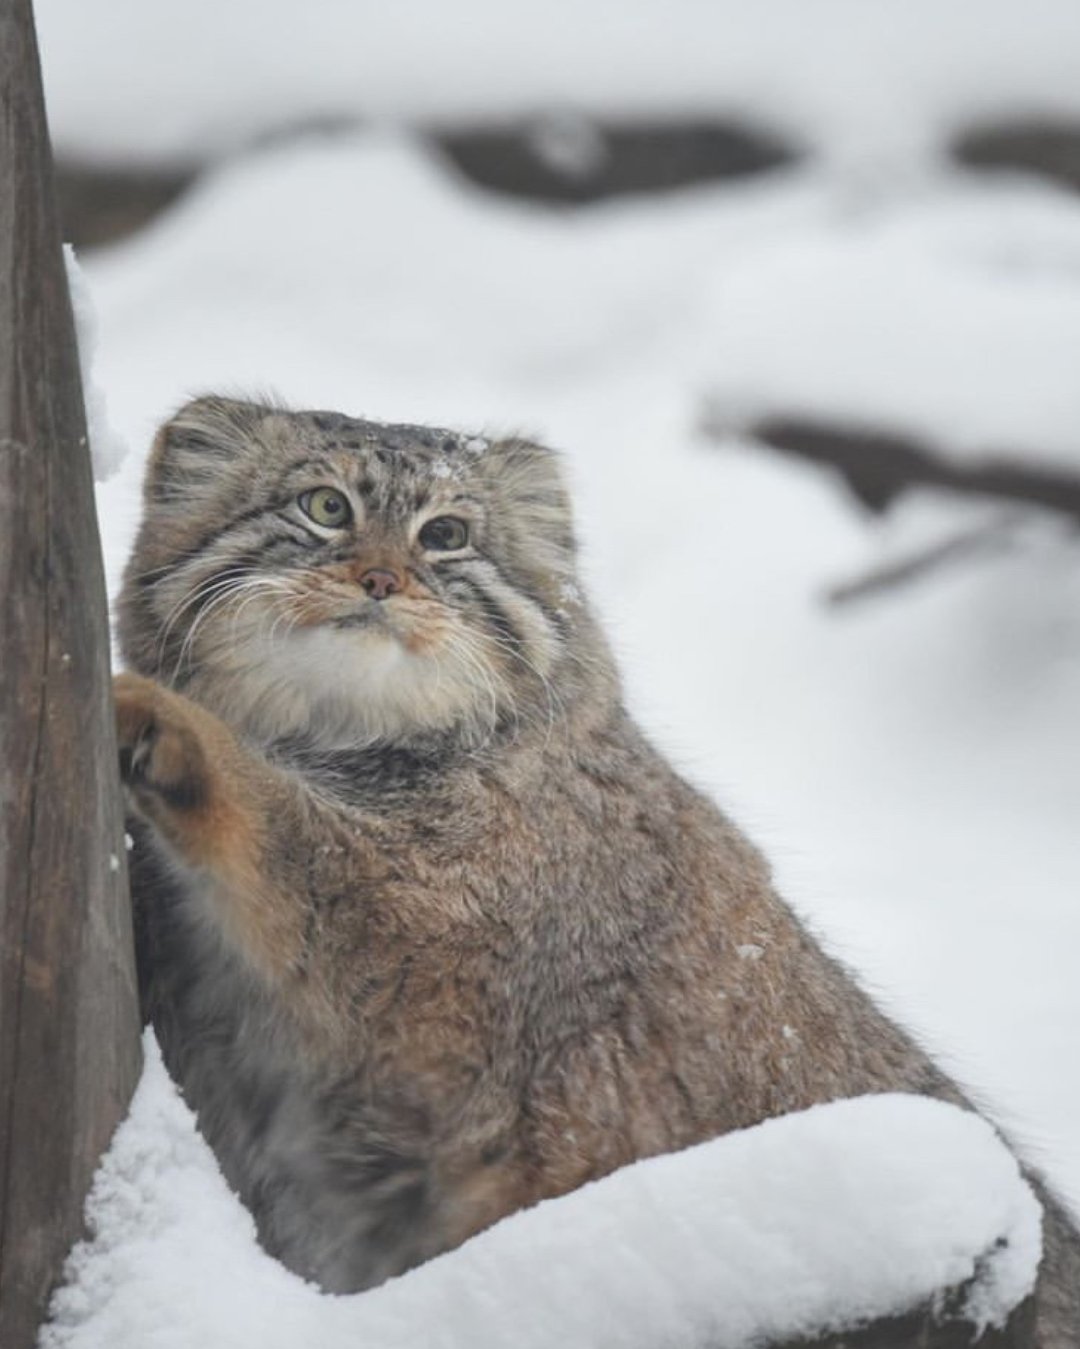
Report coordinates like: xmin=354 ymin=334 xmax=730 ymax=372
xmin=63 ymin=245 xmax=127 ymax=481
xmin=701 ymin=186 xmax=1080 ymax=470
xmin=42 ymin=1035 xmax=1040 ymax=1349
xmin=33 ymin=0 xmax=1080 ymax=168
xmin=27 ymin=3 xmax=1080 ymax=1343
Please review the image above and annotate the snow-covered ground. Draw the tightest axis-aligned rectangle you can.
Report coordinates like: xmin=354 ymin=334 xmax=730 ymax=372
xmin=30 ymin=1 xmax=1080 ymax=1343
xmin=41 ymin=1036 xmax=1041 ymax=1349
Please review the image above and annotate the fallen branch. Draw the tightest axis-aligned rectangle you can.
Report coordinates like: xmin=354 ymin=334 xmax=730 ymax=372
xmin=951 ymin=117 xmax=1080 ymax=196
xmin=700 ymin=406 xmax=1080 ymax=523
xmin=822 ymin=512 xmax=1022 ymax=607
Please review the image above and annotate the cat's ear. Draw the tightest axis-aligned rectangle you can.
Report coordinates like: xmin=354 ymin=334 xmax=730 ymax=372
xmin=481 ymin=438 xmax=578 ymax=597
xmin=482 ymin=437 xmax=576 ymax=552
xmin=146 ymin=396 xmax=267 ymax=503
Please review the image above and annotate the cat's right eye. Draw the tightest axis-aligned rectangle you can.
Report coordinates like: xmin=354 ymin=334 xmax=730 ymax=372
xmin=298 ymin=487 xmax=353 ymax=529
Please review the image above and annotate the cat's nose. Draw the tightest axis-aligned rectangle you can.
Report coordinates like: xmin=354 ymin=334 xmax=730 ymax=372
xmin=359 ymin=567 xmax=404 ymax=601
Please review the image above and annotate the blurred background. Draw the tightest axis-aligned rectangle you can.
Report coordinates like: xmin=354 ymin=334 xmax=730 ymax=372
xmin=34 ymin=0 xmax=1080 ymax=1210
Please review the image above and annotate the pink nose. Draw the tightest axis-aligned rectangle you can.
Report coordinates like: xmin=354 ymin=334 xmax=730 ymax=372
xmin=359 ymin=568 xmax=403 ymax=600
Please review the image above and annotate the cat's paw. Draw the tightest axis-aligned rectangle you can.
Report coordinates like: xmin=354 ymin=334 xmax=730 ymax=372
xmin=114 ymin=673 xmax=209 ymax=812
xmin=114 ymin=674 xmax=265 ymax=880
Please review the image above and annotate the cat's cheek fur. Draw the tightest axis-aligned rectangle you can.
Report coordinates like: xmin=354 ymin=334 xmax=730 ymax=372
xmin=191 ymin=623 xmax=510 ymax=748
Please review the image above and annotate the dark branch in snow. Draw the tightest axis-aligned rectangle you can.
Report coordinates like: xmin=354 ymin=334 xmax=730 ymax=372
xmin=54 ymin=115 xmax=801 ymax=248
xmin=55 ymin=162 xmax=192 ymax=249
xmin=699 ymin=406 xmax=1080 ymax=524
xmin=952 ymin=117 xmax=1080 ymax=196
xmin=822 ymin=512 xmax=1023 ymax=607
xmin=435 ymin=115 xmax=799 ymax=204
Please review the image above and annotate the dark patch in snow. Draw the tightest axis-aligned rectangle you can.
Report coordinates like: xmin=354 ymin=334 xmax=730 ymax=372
xmin=953 ymin=119 xmax=1080 ymax=196
xmin=435 ymin=115 xmax=800 ymax=204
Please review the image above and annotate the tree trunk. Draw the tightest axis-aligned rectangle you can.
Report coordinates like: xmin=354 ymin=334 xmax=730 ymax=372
xmin=0 ymin=3 xmax=142 ymax=1347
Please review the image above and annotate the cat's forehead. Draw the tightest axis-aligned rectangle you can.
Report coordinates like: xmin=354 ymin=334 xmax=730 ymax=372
xmin=266 ymin=409 xmax=490 ymax=499
xmin=288 ymin=411 xmax=486 ymax=466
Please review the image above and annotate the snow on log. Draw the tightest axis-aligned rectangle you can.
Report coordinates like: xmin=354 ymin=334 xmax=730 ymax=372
xmin=44 ymin=1036 xmax=1039 ymax=1349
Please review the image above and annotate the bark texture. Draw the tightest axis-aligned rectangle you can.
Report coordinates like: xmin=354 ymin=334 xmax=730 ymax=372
xmin=0 ymin=2 xmax=141 ymax=1346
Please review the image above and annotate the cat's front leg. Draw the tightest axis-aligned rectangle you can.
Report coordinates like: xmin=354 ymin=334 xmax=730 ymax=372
xmin=115 ymin=672 xmax=257 ymax=864
xmin=114 ymin=672 xmax=311 ymax=988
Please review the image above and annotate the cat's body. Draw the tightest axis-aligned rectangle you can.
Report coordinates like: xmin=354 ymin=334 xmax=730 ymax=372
xmin=117 ymin=397 xmax=1079 ymax=1337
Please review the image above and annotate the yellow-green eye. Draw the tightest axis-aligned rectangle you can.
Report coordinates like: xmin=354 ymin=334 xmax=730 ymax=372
xmin=299 ymin=487 xmax=352 ymax=529
xmin=419 ymin=516 xmax=469 ymax=551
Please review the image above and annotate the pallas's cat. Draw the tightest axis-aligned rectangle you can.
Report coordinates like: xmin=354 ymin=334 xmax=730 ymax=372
xmin=117 ymin=397 xmax=1078 ymax=1338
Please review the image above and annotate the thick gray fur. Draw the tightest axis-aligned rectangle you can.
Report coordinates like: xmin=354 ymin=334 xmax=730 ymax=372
xmin=116 ymin=397 xmax=1079 ymax=1341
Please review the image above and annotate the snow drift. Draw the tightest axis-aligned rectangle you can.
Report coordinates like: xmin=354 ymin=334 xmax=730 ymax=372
xmin=42 ymin=1034 xmax=1040 ymax=1349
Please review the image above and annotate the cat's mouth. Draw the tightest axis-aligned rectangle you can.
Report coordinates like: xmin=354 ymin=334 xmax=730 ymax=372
xmin=317 ymin=597 xmax=449 ymax=661
xmin=277 ymin=573 xmax=453 ymax=652
xmin=330 ymin=608 xmax=388 ymax=632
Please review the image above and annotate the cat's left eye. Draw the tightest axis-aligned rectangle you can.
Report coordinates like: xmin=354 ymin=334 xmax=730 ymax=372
xmin=419 ymin=516 xmax=469 ymax=551
xmin=299 ymin=487 xmax=352 ymax=529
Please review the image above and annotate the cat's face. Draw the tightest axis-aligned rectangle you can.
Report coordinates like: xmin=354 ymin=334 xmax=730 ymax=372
xmin=119 ymin=397 xmax=598 ymax=747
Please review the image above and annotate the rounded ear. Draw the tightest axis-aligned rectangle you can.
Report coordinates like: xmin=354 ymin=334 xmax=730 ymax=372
xmin=145 ymin=396 xmax=270 ymax=505
xmin=482 ymin=437 xmax=576 ymax=553
xmin=479 ymin=438 xmax=579 ymax=599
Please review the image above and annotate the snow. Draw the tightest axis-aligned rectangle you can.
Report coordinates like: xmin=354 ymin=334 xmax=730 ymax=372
xmin=42 ymin=1035 xmax=1040 ymax=1349
xmin=32 ymin=0 xmax=1080 ymax=169
xmin=25 ymin=1 xmax=1080 ymax=1343
xmin=64 ymin=246 xmax=127 ymax=481
xmin=700 ymin=185 xmax=1080 ymax=470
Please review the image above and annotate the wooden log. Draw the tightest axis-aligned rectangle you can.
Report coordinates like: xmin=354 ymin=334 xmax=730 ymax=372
xmin=791 ymin=1293 xmax=1035 ymax=1348
xmin=0 ymin=2 xmax=142 ymax=1347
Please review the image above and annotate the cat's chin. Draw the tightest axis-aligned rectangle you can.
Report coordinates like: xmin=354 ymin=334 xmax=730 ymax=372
xmin=201 ymin=623 xmax=501 ymax=749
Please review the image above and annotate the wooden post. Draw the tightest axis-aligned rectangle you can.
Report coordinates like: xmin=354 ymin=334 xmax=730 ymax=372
xmin=0 ymin=2 xmax=142 ymax=1346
